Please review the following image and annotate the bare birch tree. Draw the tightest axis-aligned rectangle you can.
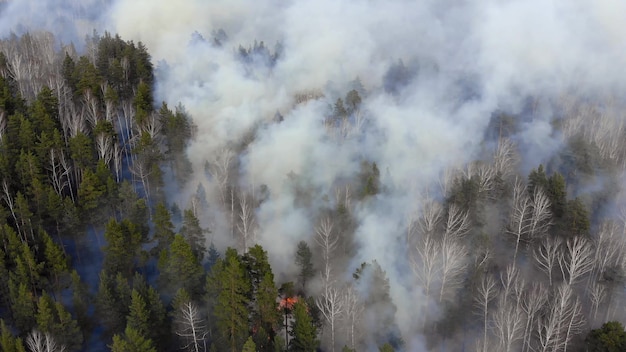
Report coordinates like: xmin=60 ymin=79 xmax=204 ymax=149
xmin=492 ymin=301 xmax=525 ymax=352
xmin=443 ymin=204 xmax=471 ymax=241
xmin=493 ymin=138 xmax=518 ymax=180
xmin=2 ymin=179 xmax=21 ymax=238
xmin=48 ymin=149 xmax=70 ymax=196
xmin=439 ymin=238 xmax=468 ymax=302
xmin=520 ymin=282 xmax=548 ymax=352
xmin=237 ymin=192 xmax=257 ymax=254
xmin=507 ymin=179 xmax=531 ymax=265
xmin=205 ymin=148 xmax=234 ymax=208
xmin=591 ymin=221 xmax=622 ymax=283
xmin=26 ymin=330 xmax=66 ymax=352
xmin=129 ymin=156 xmax=152 ymax=203
xmin=534 ymin=236 xmax=562 ymax=286
xmin=342 ymin=284 xmax=363 ymax=350
xmin=316 ymin=218 xmax=338 ymax=294
xmin=316 ymin=286 xmax=344 ymax=352
xmin=175 ymin=301 xmax=209 ymax=352
xmin=411 ymin=235 xmax=441 ymax=299
xmin=528 ymin=188 xmax=552 ymax=239
xmin=559 ymin=236 xmax=594 ymax=286
xmin=588 ymin=283 xmax=606 ymax=323
xmin=474 ymin=274 xmax=498 ymax=352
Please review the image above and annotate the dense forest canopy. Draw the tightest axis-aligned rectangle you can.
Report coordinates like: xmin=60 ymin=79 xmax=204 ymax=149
xmin=0 ymin=0 xmax=625 ymax=351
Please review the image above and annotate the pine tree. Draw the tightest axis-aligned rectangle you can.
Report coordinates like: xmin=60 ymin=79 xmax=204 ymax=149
xmin=158 ymin=234 xmax=204 ymax=297
xmin=110 ymin=326 xmax=156 ymax=352
xmin=0 ymin=320 xmax=26 ymax=352
xmin=289 ymin=300 xmax=318 ymax=352
xmin=42 ymin=231 xmax=68 ymax=292
xmin=8 ymin=278 xmax=36 ymax=332
xmin=295 ymin=241 xmax=314 ymax=291
xmin=181 ymin=209 xmax=206 ymax=261
xmin=152 ymin=201 xmax=175 ymax=255
xmin=242 ymin=337 xmax=257 ymax=352
xmin=211 ymin=248 xmax=250 ymax=352
xmin=102 ymin=219 xmax=145 ymax=277
xmin=126 ymin=290 xmax=150 ymax=338
xmin=254 ymin=271 xmax=280 ymax=351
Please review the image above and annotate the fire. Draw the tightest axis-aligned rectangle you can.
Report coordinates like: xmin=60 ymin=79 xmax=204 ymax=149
xmin=278 ymin=296 xmax=299 ymax=310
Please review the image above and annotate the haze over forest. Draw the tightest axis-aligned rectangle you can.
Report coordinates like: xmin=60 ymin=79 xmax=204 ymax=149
xmin=1 ymin=0 xmax=626 ymax=351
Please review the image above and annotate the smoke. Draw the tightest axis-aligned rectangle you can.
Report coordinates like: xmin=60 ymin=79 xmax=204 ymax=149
xmin=2 ymin=0 xmax=626 ymax=349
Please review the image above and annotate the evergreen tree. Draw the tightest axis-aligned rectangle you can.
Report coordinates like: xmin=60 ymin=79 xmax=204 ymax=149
xmin=158 ymin=234 xmax=204 ymax=297
xmin=242 ymin=337 xmax=257 ymax=352
xmin=8 ymin=279 xmax=36 ymax=331
xmin=102 ymin=219 xmax=145 ymax=277
xmin=289 ymin=300 xmax=318 ymax=352
xmin=585 ymin=321 xmax=626 ymax=352
xmin=42 ymin=230 xmax=68 ymax=292
xmin=110 ymin=326 xmax=156 ymax=352
xmin=565 ymin=197 xmax=590 ymax=237
xmin=295 ymin=241 xmax=314 ymax=291
xmin=0 ymin=320 xmax=26 ymax=352
xmin=152 ymin=201 xmax=175 ymax=255
xmin=547 ymin=172 xmax=567 ymax=219
xmin=211 ymin=248 xmax=250 ymax=352
xmin=528 ymin=164 xmax=549 ymax=195
xmin=181 ymin=209 xmax=206 ymax=261
xmin=70 ymin=270 xmax=92 ymax=339
xmin=126 ymin=290 xmax=151 ymax=339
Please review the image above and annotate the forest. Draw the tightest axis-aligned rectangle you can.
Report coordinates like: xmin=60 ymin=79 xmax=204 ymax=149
xmin=1 ymin=1 xmax=626 ymax=352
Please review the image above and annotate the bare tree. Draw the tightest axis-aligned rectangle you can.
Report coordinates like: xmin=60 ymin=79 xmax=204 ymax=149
xmin=492 ymin=301 xmax=525 ymax=352
xmin=499 ymin=265 xmax=520 ymax=308
xmin=236 ymin=192 xmax=257 ymax=253
xmin=553 ymin=284 xmax=585 ymax=352
xmin=474 ymin=273 xmax=498 ymax=352
xmin=316 ymin=286 xmax=345 ymax=352
xmin=2 ymin=179 xmax=21 ymax=239
xmin=342 ymin=284 xmax=363 ymax=350
xmin=493 ymin=138 xmax=518 ymax=180
xmin=588 ymin=283 xmax=606 ymax=323
xmin=95 ymin=133 xmax=115 ymax=167
xmin=58 ymin=150 xmax=75 ymax=202
xmin=129 ymin=156 xmax=152 ymax=203
xmin=82 ymin=90 xmax=100 ymax=129
xmin=528 ymin=188 xmax=552 ymax=239
xmin=411 ymin=235 xmax=441 ymax=299
xmin=26 ymin=330 xmax=66 ymax=352
xmin=535 ymin=284 xmax=585 ymax=352
xmin=112 ymin=143 xmax=123 ymax=182
xmin=534 ymin=236 xmax=562 ymax=286
xmin=407 ymin=197 xmax=442 ymax=247
xmin=48 ymin=149 xmax=70 ymax=196
xmin=205 ymin=148 xmax=234 ymax=208
xmin=439 ymin=238 xmax=468 ymax=302
xmin=559 ymin=236 xmax=594 ymax=286
xmin=520 ymin=283 xmax=548 ymax=352
xmin=507 ymin=179 xmax=531 ymax=265
xmin=316 ymin=218 xmax=338 ymax=295
xmin=591 ymin=221 xmax=622 ymax=283
xmin=175 ymin=301 xmax=209 ymax=352
xmin=0 ymin=109 xmax=6 ymax=142
xmin=443 ymin=204 xmax=471 ymax=242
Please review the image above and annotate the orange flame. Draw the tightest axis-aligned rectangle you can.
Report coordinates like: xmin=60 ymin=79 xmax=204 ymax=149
xmin=278 ymin=296 xmax=299 ymax=310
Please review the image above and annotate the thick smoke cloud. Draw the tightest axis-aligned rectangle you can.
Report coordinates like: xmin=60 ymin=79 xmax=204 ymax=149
xmin=2 ymin=0 xmax=626 ymax=349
